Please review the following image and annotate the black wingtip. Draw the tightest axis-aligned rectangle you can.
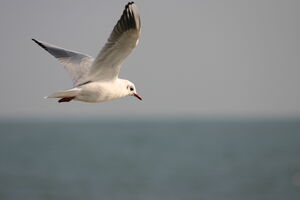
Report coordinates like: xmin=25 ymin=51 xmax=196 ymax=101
xmin=32 ymin=38 xmax=40 ymax=45
xmin=31 ymin=38 xmax=44 ymax=48
xmin=32 ymin=38 xmax=48 ymax=51
xmin=125 ymin=2 xmax=134 ymax=8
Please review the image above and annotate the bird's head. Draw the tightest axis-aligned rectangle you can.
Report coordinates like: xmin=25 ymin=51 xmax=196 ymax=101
xmin=124 ymin=80 xmax=142 ymax=101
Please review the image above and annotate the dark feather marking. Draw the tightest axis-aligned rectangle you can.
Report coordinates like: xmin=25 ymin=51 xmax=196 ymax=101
xmin=76 ymin=80 xmax=92 ymax=87
xmin=58 ymin=96 xmax=75 ymax=103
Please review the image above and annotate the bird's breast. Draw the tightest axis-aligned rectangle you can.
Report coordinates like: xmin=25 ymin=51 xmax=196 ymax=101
xmin=77 ymin=81 xmax=125 ymax=102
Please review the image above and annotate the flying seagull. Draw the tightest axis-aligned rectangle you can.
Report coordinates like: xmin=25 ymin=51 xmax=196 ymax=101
xmin=32 ymin=2 xmax=142 ymax=103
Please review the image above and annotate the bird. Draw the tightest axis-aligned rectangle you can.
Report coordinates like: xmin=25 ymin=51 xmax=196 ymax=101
xmin=32 ymin=2 xmax=142 ymax=103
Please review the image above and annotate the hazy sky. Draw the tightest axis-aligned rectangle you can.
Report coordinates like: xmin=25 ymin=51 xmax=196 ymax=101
xmin=0 ymin=0 xmax=299 ymax=118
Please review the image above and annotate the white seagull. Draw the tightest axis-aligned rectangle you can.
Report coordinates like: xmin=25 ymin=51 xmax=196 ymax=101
xmin=32 ymin=2 xmax=142 ymax=103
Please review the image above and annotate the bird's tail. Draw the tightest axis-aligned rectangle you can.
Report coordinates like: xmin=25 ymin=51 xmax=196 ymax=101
xmin=45 ymin=88 xmax=80 ymax=103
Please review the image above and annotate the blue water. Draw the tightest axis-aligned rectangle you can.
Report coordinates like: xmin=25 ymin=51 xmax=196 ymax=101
xmin=0 ymin=119 xmax=300 ymax=200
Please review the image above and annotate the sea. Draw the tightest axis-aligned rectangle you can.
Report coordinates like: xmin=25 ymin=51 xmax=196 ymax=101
xmin=0 ymin=118 xmax=300 ymax=200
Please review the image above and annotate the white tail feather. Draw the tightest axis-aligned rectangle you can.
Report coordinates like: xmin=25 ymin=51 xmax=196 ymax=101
xmin=46 ymin=88 xmax=80 ymax=98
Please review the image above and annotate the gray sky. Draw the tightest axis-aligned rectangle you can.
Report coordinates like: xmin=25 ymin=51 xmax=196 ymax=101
xmin=0 ymin=0 xmax=299 ymax=118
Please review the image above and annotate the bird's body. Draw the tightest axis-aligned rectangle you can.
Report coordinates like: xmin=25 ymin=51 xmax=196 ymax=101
xmin=33 ymin=2 xmax=142 ymax=103
xmin=76 ymin=80 xmax=127 ymax=103
xmin=50 ymin=79 xmax=136 ymax=103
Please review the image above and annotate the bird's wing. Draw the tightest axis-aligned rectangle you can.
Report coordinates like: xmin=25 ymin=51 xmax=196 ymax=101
xmin=87 ymin=2 xmax=141 ymax=81
xmin=32 ymin=39 xmax=94 ymax=86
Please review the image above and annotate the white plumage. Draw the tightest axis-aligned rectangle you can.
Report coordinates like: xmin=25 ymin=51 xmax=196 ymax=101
xmin=33 ymin=2 xmax=142 ymax=103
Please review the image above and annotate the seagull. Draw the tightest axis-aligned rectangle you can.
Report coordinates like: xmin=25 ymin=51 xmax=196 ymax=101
xmin=32 ymin=2 xmax=142 ymax=103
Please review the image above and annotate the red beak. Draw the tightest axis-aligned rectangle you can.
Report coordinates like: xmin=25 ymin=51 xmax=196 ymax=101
xmin=133 ymin=93 xmax=142 ymax=101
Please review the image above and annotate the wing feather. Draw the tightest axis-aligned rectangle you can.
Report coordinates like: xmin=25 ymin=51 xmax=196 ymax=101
xmin=32 ymin=39 xmax=94 ymax=86
xmin=88 ymin=2 xmax=141 ymax=81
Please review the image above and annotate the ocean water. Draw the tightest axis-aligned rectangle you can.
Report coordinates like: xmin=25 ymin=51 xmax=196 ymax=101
xmin=0 ymin=119 xmax=300 ymax=200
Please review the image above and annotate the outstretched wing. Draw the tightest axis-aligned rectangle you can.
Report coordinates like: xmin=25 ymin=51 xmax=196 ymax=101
xmin=32 ymin=39 xmax=94 ymax=86
xmin=87 ymin=2 xmax=141 ymax=81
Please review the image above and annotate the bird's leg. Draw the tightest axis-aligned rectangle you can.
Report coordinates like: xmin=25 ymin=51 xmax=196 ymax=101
xmin=58 ymin=96 xmax=75 ymax=103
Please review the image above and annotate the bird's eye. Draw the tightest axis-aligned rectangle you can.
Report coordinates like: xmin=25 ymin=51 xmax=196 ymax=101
xmin=130 ymin=87 xmax=134 ymax=91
